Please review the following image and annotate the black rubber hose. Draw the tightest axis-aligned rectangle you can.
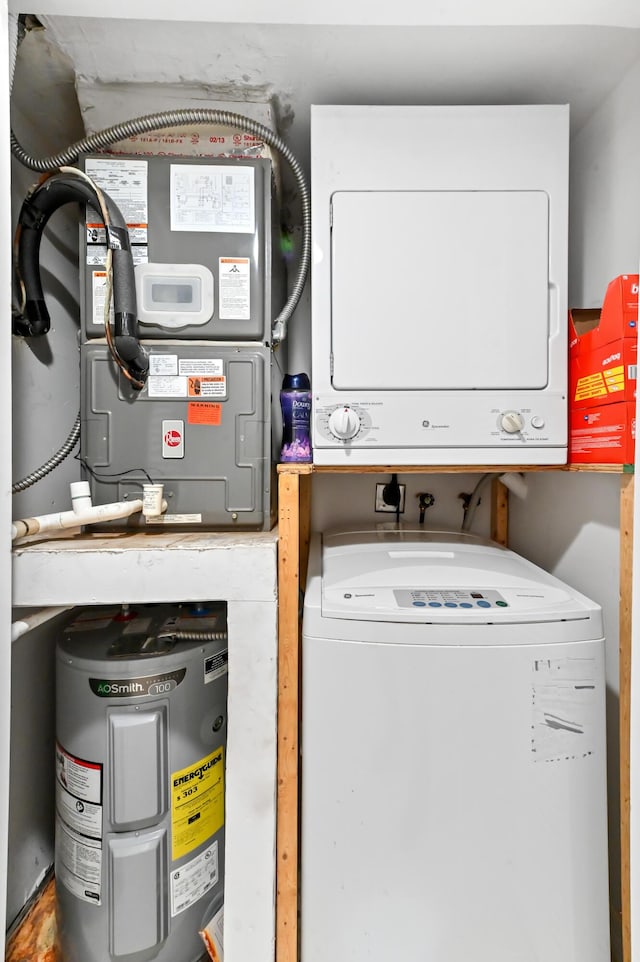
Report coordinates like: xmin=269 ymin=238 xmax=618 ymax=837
xmin=14 ymin=173 xmax=148 ymax=383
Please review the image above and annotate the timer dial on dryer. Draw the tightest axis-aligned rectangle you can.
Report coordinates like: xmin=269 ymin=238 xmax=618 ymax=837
xmin=328 ymin=406 xmax=361 ymax=440
xmin=500 ymin=411 xmax=524 ymax=434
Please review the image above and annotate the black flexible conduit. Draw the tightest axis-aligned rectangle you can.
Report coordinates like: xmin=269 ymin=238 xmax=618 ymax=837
xmin=11 ymin=108 xmax=311 ymax=344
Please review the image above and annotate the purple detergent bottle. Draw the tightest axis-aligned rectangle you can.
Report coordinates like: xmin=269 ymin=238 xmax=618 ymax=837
xmin=280 ymin=373 xmax=312 ymax=463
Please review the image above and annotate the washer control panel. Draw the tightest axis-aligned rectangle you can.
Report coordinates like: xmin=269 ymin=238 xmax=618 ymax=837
xmin=394 ymin=589 xmax=509 ymax=609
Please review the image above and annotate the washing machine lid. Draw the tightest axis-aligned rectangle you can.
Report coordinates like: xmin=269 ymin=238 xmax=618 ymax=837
xmin=319 ymin=528 xmax=601 ymax=624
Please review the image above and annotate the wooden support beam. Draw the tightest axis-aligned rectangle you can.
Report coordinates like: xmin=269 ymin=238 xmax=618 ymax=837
xmin=490 ymin=477 xmax=509 ymax=546
xmin=276 ymin=470 xmax=302 ymax=962
xmin=299 ymin=473 xmax=312 ymax=594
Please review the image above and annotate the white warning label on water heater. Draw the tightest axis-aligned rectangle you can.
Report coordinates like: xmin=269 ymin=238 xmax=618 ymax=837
xmin=170 ymin=839 xmax=219 ymax=916
xmin=56 ymin=818 xmax=102 ymax=905
xmin=219 ymin=257 xmax=251 ymax=320
xmin=204 ymin=648 xmax=229 ymax=684
xmin=55 ymin=742 xmax=103 ymax=904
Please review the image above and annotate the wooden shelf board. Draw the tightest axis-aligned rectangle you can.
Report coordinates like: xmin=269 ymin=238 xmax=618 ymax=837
xmin=278 ymin=462 xmax=631 ymax=475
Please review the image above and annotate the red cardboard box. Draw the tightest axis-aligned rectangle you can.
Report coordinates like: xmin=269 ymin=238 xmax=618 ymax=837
xmin=568 ymin=273 xmax=638 ymax=360
xmin=569 ymin=307 xmax=601 ymax=359
xmin=569 ymin=274 xmax=638 ymax=414
xmin=569 ymin=401 xmax=635 ymax=465
xmin=570 ymin=338 xmax=637 ymax=408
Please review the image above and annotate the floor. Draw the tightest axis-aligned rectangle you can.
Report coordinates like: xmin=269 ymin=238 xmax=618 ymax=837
xmin=5 ymin=875 xmax=213 ymax=962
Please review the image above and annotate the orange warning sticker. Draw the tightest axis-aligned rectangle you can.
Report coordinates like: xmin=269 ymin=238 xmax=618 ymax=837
xmin=187 ymin=376 xmax=226 ymax=399
xmin=188 ymin=403 xmax=222 ymax=425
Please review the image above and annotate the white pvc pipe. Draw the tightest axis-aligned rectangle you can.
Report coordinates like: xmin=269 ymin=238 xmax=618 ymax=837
xmin=11 ymin=606 xmax=73 ymax=643
xmin=70 ymin=479 xmax=92 ymax=512
xmin=11 ymin=499 xmax=145 ymax=541
xmin=498 ymin=471 xmax=529 ymax=500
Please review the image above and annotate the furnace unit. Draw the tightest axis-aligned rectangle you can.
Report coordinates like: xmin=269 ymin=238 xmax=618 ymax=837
xmin=79 ymin=153 xmax=284 ymax=529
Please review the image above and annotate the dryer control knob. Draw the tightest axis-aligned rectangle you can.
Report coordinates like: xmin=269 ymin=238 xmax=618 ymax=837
xmin=328 ymin=406 xmax=361 ymax=440
xmin=500 ymin=411 xmax=524 ymax=434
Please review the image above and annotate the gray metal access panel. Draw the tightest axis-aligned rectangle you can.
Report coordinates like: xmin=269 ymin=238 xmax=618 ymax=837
xmin=80 ymin=153 xmax=277 ymax=341
xmin=81 ymin=341 xmax=274 ymax=530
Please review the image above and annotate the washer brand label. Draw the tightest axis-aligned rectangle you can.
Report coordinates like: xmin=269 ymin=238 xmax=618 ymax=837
xmin=89 ymin=668 xmax=186 ymax=697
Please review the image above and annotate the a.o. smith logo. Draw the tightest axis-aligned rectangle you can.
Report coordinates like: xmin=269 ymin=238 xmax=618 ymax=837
xmin=89 ymin=668 xmax=186 ymax=697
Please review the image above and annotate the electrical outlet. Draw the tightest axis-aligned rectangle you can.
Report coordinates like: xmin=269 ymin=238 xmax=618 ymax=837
xmin=375 ymin=483 xmax=406 ymax=513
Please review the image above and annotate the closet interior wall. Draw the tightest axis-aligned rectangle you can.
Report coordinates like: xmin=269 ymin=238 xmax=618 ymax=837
xmin=5 ymin=10 xmax=640 ymax=962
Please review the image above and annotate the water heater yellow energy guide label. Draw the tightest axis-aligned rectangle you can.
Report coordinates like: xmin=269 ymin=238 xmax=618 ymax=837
xmin=172 ymin=747 xmax=225 ymax=860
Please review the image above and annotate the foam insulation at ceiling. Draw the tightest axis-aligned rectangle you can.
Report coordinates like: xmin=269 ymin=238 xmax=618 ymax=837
xmin=37 ymin=17 xmax=640 ymax=165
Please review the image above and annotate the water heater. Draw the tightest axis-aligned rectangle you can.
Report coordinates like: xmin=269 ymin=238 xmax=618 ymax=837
xmin=310 ymin=104 xmax=569 ymax=465
xmin=55 ymin=604 xmax=228 ymax=962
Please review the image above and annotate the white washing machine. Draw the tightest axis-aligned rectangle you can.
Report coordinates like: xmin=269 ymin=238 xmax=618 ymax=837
xmin=301 ymin=527 xmax=610 ymax=962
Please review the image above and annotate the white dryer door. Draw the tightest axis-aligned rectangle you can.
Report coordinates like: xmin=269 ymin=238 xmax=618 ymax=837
xmin=330 ymin=190 xmax=550 ymax=390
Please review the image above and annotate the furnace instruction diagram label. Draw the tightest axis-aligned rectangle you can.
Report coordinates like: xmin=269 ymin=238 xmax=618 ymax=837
xmin=170 ymin=164 xmax=255 ymax=233
xmin=171 ymin=747 xmax=225 ymax=860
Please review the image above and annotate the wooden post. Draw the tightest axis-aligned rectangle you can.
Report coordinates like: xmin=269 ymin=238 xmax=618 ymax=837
xmin=276 ymin=468 xmax=302 ymax=962
xmin=490 ymin=477 xmax=509 ymax=546
xmin=299 ymin=472 xmax=312 ymax=594
xmin=619 ymin=473 xmax=634 ymax=962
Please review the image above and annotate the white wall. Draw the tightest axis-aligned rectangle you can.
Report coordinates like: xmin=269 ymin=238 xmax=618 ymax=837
xmin=508 ymin=56 xmax=640 ymax=960
xmin=11 ymin=26 xmax=86 ymax=518
xmin=569 ymin=57 xmax=640 ymax=304
xmin=6 ymin=611 xmax=64 ymax=926
xmin=7 ymin=24 xmax=91 ymax=924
